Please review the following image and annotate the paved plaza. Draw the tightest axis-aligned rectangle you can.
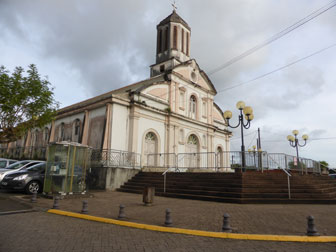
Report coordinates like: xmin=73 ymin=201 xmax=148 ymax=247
xmin=1 ymin=191 xmax=336 ymax=251
xmin=1 ymin=211 xmax=336 ymax=252
xmin=15 ymin=191 xmax=336 ymax=236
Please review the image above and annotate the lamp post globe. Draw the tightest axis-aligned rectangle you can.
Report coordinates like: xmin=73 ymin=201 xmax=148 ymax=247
xmin=225 ymin=101 xmax=254 ymax=172
xmin=287 ymin=130 xmax=308 ymax=175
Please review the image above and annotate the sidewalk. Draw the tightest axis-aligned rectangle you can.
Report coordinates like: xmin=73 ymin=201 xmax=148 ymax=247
xmin=17 ymin=191 xmax=336 ymax=236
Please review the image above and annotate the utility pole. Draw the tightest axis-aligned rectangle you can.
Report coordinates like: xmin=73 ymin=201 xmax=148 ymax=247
xmin=257 ymin=128 xmax=262 ymax=169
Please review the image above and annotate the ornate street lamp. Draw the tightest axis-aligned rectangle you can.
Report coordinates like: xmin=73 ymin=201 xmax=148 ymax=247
xmin=287 ymin=130 xmax=309 ymax=174
xmin=224 ymin=101 xmax=254 ymax=171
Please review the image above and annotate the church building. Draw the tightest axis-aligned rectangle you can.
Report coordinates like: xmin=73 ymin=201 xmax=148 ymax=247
xmin=3 ymin=10 xmax=232 ymax=170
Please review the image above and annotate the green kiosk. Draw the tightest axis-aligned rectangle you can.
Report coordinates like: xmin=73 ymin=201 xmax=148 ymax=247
xmin=43 ymin=142 xmax=91 ymax=195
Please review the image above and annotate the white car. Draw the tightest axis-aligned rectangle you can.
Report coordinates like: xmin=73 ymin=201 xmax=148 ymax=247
xmin=0 ymin=160 xmax=44 ymax=183
xmin=0 ymin=158 xmax=18 ymax=169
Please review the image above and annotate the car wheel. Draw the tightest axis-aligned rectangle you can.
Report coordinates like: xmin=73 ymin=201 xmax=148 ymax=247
xmin=25 ymin=181 xmax=41 ymax=194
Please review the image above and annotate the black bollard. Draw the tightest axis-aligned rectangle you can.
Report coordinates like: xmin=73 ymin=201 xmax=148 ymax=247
xmin=164 ymin=209 xmax=172 ymax=227
xmin=52 ymin=196 xmax=60 ymax=209
xmin=306 ymin=215 xmax=320 ymax=236
xmin=81 ymin=200 xmax=88 ymax=214
xmin=222 ymin=213 xmax=232 ymax=233
xmin=31 ymin=192 xmax=37 ymax=203
xmin=118 ymin=204 xmax=126 ymax=219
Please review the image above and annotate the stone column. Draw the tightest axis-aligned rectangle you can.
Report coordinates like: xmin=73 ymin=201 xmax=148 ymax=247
xmin=128 ymin=105 xmax=140 ymax=154
xmin=49 ymin=121 xmax=56 ymax=142
xmin=102 ymin=103 xmax=113 ymax=150
xmin=81 ymin=110 xmax=90 ymax=145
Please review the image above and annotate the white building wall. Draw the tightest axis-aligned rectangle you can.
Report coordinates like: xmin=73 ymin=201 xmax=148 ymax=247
xmin=88 ymin=106 xmax=106 ymax=120
xmin=110 ymin=103 xmax=129 ymax=151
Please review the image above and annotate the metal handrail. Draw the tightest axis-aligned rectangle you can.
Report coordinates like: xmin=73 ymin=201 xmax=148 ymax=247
xmin=267 ymin=154 xmax=292 ymax=199
xmin=162 ymin=167 xmax=174 ymax=193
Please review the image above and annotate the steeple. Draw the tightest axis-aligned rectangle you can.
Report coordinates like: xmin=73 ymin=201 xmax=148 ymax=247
xmin=150 ymin=10 xmax=191 ymax=77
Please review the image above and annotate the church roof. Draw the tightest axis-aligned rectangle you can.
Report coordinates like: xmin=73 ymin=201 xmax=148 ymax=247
xmin=158 ymin=10 xmax=190 ymax=30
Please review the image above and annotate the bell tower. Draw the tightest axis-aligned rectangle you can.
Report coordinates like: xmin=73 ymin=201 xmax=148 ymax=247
xmin=150 ymin=10 xmax=191 ymax=77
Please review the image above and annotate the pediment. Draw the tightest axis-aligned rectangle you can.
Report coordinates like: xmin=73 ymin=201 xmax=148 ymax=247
xmin=172 ymin=59 xmax=217 ymax=95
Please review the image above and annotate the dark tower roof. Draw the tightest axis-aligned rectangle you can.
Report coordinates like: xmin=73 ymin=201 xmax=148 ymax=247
xmin=158 ymin=10 xmax=190 ymax=30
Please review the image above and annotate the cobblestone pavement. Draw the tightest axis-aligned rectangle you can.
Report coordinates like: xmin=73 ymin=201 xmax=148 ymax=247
xmin=1 ymin=212 xmax=336 ymax=252
xmin=0 ymin=195 xmax=31 ymax=212
xmin=17 ymin=191 xmax=336 ymax=236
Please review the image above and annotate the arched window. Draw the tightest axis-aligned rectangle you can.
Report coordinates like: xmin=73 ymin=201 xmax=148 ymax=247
xmin=74 ymin=119 xmax=80 ymax=136
xmin=158 ymin=29 xmax=162 ymax=53
xmin=72 ymin=119 xmax=81 ymax=142
xmin=59 ymin=123 xmax=65 ymax=141
xmin=34 ymin=129 xmax=39 ymax=146
xmin=44 ymin=127 xmax=49 ymax=143
xmin=173 ymin=26 xmax=177 ymax=49
xmin=189 ymin=95 xmax=197 ymax=119
xmin=186 ymin=32 xmax=190 ymax=56
xmin=164 ymin=27 xmax=169 ymax=51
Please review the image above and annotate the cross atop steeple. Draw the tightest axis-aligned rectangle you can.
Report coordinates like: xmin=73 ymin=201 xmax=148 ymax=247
xmin=172 ymin=0 xmax=177 ymax=12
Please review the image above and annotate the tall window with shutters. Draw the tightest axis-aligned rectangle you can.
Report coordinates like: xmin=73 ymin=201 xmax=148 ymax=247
xmin=186 ymin=32 xmax=190 ymax=56
xmin=173 ymin=26 xmax=177 ymax=49
xmin=181 ymin=29 xmax=184 ymax=53
xmin=189 ymin=95 xmax=197 ymax=119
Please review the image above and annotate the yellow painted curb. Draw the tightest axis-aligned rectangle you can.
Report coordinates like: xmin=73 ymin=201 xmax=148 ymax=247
xmin=47 ymin=209 xmax=336 ymax=243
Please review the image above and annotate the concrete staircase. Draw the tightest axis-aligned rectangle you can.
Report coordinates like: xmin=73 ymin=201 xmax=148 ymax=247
xmin=117 ymin=170 xmax=336 ymax=204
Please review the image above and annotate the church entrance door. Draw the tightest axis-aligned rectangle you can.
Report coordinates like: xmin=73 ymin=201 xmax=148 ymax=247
xmin=145 ymin=132 xmax=157 ymax=166
xmin=186 ymin=134 xmax=199 ymax=168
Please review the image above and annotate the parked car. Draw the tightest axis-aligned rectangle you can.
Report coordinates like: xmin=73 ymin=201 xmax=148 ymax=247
xmin=0 ymin=160 xmax=44 ymax=183
xmin=328 ymin=169 xmax=336 ymax=179
xmin=0 ymin=158 xmax=18 ymax=168
xmin=0 ymin=162 xmax=46 ymax=194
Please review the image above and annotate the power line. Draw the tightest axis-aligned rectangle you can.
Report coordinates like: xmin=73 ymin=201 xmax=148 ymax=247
xmin=247 ymin=131 xmax=258 ymax=149
xmin=262 ymin=137 xmax=336 ymax=143
xmin=208 ymin=0 xmax=336 ymax=75
xmin=143 ymin=2 xmax=336 ymax=110
xmin=217 ymin=42 xmax=336 ymax=93
xmin=230 ymin=130 xmax=258 ymax=140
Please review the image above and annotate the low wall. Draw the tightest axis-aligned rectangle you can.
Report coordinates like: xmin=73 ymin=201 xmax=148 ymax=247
xmin=87 ymin=167 xmax=108 ymax=190
xmin=105 ymin=167 xmax=140 ymax=191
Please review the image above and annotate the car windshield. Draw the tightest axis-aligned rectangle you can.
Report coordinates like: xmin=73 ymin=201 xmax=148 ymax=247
xmin=5 ymin=161 xmax=29 ymax=170
xmin=0 ymin=161 xmax=7 ymax=168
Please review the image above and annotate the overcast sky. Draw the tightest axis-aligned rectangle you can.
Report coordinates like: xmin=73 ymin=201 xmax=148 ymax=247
xmin=1 ymin=0 xmax=335 ymax=166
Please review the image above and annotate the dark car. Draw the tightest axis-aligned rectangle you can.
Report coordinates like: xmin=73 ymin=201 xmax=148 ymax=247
xmin=1 ymin=162 xmax=46 ymax=194
xmin=329 ymin=169 xmax=336 ymax=179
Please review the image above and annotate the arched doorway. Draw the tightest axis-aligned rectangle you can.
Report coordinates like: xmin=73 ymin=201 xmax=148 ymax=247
xmin=144 ymin=132 xmax=157 ymax=166
xmin=216 ymin=146 xmax=223 ymax=168
xmin=186 ymin=134 xmax=199 ymax=167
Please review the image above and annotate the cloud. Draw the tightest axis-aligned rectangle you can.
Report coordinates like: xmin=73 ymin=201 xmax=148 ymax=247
xmin=1 ymin=0 xmax=335 ymax=165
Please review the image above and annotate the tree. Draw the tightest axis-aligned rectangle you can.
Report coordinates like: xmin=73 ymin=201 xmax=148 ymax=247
xmin=288 ymin=161 xmax=306 ymax=170
xmin=0 ymin=64 xmax=59 ymax=143
xmin=319 ymin=161 xmax=329 ymax=169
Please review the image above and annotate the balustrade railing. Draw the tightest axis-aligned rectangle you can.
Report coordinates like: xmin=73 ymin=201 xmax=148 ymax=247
xmin=145 ymin=151 xmax=321 ymax=174
xmin=0 ymin=146 xmax=320 ymax=174
xmin=91 ymin=149 xmax=141 ymax=169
